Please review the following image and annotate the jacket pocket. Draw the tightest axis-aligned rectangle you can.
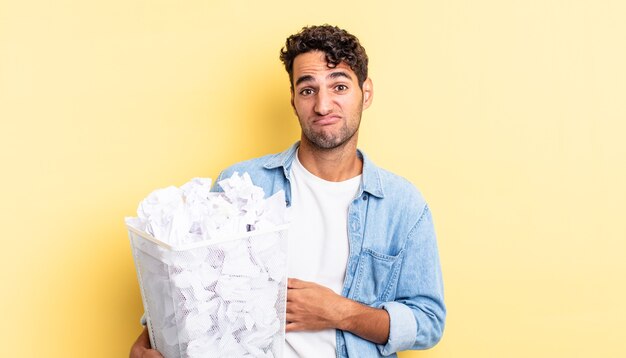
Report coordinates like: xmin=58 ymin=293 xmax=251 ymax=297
xmin=352 ymin=248 xmax=405 ymax=305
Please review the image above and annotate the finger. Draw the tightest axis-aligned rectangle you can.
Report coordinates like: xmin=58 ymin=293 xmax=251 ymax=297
xmin=137 ymin=327 xmax=151 ymax=348
xmin=286 ymin=287 xmax=301 ymax=302
xmin=285 ymin=302 xmax=295 ymax=313
xmin=286 ymin=313 xmax=298 ymax=322
xmin=130 ymin=327 xmax=152 ymax=358
xmin=285 ymin=322 xmax=304 ymax=332
xmin=288 ymin=277 xmax=310 ymax=288
xmin=287 ymin=278 xmax=299 ymax=288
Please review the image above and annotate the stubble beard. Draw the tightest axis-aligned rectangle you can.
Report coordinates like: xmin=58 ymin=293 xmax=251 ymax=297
xmin=301 ymin=120 xmax=359 ymax=150
xmin=297 ymin=102 xmax=363 ymax=151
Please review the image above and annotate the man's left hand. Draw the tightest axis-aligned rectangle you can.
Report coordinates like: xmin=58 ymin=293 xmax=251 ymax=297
xmin=285 ymin=278 xmax=348 ymax=332
xmin=285 ymin=277 xmax=390 ymax=344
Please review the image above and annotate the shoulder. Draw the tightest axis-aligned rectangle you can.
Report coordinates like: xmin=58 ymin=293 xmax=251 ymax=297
xmin=212 ymin=151 xmax=287 ymax=193
xmin=217 ymin=143 xmax=296 ymax=179
xmin=218 ymin=153 xmax=277 ymax=178
xmin=377 ymin=166 xmax=428 ymax=215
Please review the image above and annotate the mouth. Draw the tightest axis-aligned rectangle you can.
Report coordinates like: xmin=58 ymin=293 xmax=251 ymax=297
xmin=313 ymin=115 xmax=341 ymax=126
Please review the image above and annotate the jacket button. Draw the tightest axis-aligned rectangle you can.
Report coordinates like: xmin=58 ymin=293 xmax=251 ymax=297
xmin=362 ymin=195 xmax=368 ymax=200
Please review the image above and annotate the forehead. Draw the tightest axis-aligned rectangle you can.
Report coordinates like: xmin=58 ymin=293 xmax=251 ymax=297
xmin=292 ymin=51 xmax=357 ymax=83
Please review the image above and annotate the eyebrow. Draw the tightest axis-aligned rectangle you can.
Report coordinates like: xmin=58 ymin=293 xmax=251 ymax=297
xmin=328 ymin=71 xmax=352 ymax=81
xmin=295 ymin=75 xmax=315 ymax=87
xmin=294 ymin=71 xmax=354 ymax=87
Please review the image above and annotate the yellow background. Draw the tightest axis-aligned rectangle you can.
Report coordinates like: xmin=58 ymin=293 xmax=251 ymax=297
xmin=1 ymin=0 xmax=624 ymax=357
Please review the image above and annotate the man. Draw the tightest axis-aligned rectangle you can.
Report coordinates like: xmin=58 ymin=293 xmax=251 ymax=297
xmin=130 ymin=24 xmax=445 ymax=358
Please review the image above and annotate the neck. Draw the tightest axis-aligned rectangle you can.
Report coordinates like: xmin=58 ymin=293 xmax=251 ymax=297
xmin=297 ymin=136 xmax=363 ymax=182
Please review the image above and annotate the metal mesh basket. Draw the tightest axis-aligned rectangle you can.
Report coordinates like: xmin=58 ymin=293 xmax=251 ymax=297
xmin=128 ymin=224 xmax=288 ymax=358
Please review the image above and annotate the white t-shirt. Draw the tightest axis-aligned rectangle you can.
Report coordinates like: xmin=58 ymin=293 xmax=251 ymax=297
xmin=284 ymin=152 xmax=361 ymax=358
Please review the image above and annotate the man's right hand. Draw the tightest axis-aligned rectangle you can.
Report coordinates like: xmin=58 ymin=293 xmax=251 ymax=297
xmin=129 ymin=327 xmax=164 ymax=358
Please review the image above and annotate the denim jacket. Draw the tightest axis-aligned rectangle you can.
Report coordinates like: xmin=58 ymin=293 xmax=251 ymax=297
xmin=213 ymin=142 xmax=446 ymax=357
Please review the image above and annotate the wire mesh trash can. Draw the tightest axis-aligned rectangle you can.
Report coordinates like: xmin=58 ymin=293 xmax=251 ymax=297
xmin=127 ymin=224 xmax=289 ymax=358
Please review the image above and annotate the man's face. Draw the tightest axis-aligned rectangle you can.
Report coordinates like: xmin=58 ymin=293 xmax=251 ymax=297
xmin=291 ymin=51 xmax=373 ymax=150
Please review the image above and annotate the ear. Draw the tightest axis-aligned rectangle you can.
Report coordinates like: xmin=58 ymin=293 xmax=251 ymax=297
xmin=362 ymin=78 xmax=374 ymax=109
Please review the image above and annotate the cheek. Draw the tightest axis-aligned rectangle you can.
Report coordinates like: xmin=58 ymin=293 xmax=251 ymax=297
xmin=339 ymin=94 xmax=360 ymax=106
xmin=292 ymin=104 xmax=307 ymax=122
xmin=292 ymin=103 xmax=301 ymax=115
xmin=293 ymin=100 xmax=310 ymax=115
xmin=338 ymin=99 xmax=358 ymax=113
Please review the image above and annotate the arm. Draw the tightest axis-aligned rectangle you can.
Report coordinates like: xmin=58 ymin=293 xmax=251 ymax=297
xmin=129 ymin=327 xmax=164 ymax=358
xmin=377 ymin=205 xmax=446 ymax=354
xmin=286 ymin=278 xmax=390 ymax=344
xmin=286 ymin=206 xmax=445 ymax=353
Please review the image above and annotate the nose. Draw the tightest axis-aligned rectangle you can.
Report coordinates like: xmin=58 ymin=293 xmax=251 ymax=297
xmin=314 ymin=89 xmax=332 ymax=116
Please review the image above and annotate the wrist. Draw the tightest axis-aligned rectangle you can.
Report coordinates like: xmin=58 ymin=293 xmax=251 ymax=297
xmin=335 ymin=298 xmax=361 ymax=332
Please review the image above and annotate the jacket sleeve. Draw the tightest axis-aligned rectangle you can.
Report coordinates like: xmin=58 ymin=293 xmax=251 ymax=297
xmin=376 ymin=205 xmax=446 ymax=355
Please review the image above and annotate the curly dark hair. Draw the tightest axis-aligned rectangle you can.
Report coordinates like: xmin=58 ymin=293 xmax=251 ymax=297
xmin=279 ymin=25 xmax=369 ymax=89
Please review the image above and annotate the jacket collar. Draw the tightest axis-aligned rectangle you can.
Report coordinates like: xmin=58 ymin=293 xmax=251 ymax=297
xmin=263 ymin=141 xmax=385 ymax=198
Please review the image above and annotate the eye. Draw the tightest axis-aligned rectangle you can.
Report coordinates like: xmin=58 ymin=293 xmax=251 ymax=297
xmin=299 ymin=88 xmax=315 ymax=96
xmin=335 ymin=84 xmax=349 ymax=92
